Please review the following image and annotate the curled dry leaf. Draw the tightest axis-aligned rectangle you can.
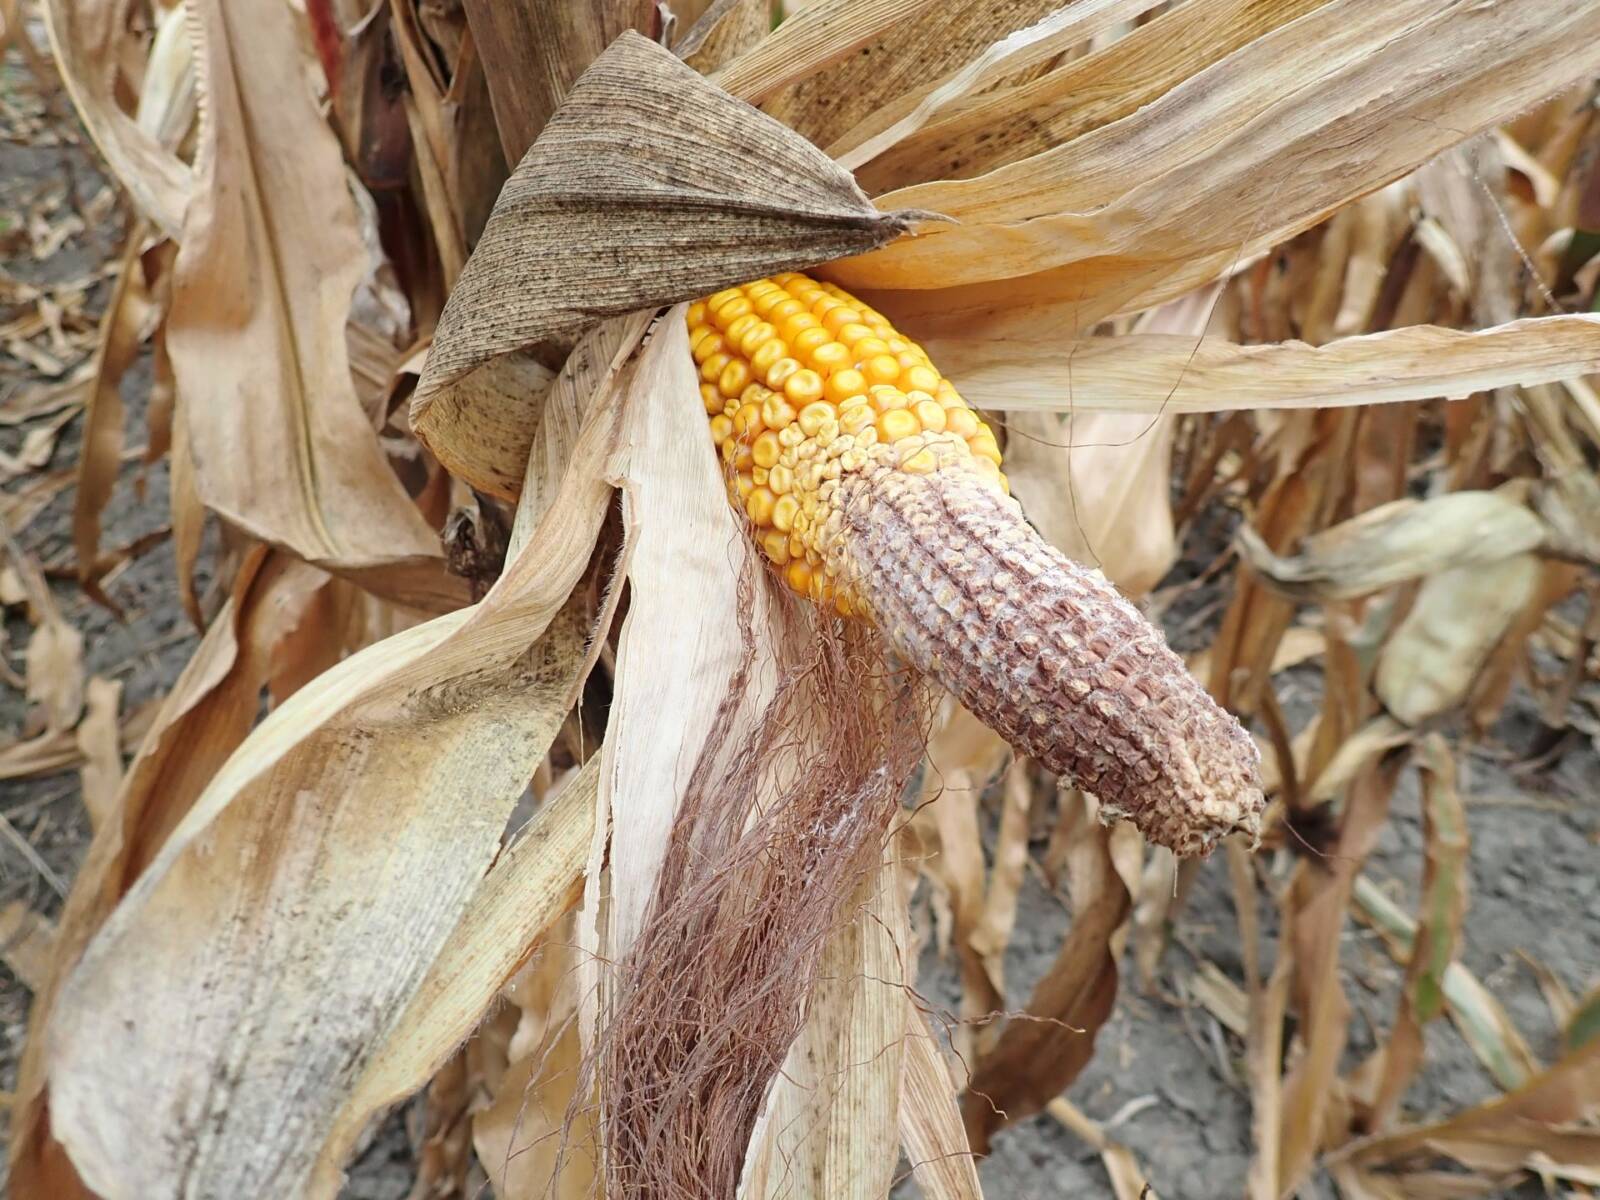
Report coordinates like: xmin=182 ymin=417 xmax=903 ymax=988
xmin=44 ymin=380 xmax=625 ymax=1198
xmin=837 ymin=0 xmax=1600 ymax=333
xmin=171 ymin=0 xmax=463 ymax=612
xmin=410 ymin=32 xmax=919 ymax=498
xmin=73 ymin=676 xmax=122 ymax=830
xmin=1375 ymin=553 xmax=1544 ymax=726
xmin=42 ymin=0 xmax=190 ymax=234
xmin=927 ymin=315 xmax=1600 ymax=417
xmin=1236 ymin=489 xmax=1548 ymax=603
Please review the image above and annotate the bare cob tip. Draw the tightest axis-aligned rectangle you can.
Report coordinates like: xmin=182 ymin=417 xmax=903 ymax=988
xmin=838 ymin=463 xmax=1263 ymax=858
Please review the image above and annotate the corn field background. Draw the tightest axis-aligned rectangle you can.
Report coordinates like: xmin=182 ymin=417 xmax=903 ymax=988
xmin=1 ymin=0 xmax=1599 ymax=1198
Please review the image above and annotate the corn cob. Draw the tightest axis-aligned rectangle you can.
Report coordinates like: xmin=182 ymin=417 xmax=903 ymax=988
xmin=688 ymin=274 xmax=1263 ymax=856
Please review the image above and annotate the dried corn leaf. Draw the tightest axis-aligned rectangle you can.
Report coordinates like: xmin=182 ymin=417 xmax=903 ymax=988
xmin=1353 ymin=876 xmax=1540 ymax=1092
xmin=1237 ymin=490 xmax=1546 ymax=603
xmin=44 ymin=382 xmax=624 ymax=1197
xmin=313 ymin=763 xmax=598 ymax=1196
xmin=714 ymin=0 xmax=938 ymax=105
xmin=835 ymin=0 xmax=1600 ymax=329
xmin=766 ymin=0 xmax=1087 ymax=152
xmin=411 ymin=32 xmax=916 ymax=498
xmin=845 ymin=0 xmax=1324 ymax=194
xmin=0 ymin=900 xmax=56 ymax=992
xmin=172 ymin=0 xmax=460 ymax=611
xmin=961 ymin=794 xmax=1131 ymax=1154
xmin=1047 ymin=1098 xmax=1158 ymax=1200
xmin=828 ymin=0 xmax=1167 ymax=172
xmin=924 ymin=315 xmax=1600 ymax=416
xmin=1338 ymin=1034 xmax=1600 ymax=1174
xmin=675 ymin=0 xmax=770 ymax=75
xmin=42 ymin=0 xmax=190 ymax=234
xmin=9 ymin=551 xmax=329 ymax=1199
xmin=899 ymin=1005 xmax=983 ymax=1200
xmin=73 ymin=676 xmax=122 ymax=830
xmin=1375 ymin=554 xmax=1544 ymax=726
xmin=72 ymin=228 xmax=158 ymax=603
xmin=1370 ymin=738 xmax=1467 ymax=1127
xmin=5 ymin=530 xmax=83 ymax=732
xmin=461 ymin=0 xmax=655 ymax=163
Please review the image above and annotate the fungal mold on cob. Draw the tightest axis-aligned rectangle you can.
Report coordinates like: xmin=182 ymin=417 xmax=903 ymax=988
xmin=689 ymin=273 xmax=1265 ymax=857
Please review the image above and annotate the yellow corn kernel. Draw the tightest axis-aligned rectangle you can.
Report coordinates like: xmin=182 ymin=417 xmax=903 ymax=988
xmin=767 ymin=464 xmax=794 ymax=495
xmin=839 ymin=403 xmax=875 ymax=436
xmin=725 ymin=312 xmax=759 ymax=344
xmin=691 ymin=332 xmax=724 ymax=364
xmin=970 ymin=434 xmax=1003 ymax=465
xmin=852 ymin=337 xmax=890 ymax=359
xmin=945 ymin=408 xmax=980 ymax=438
xmin=780 ymin=312 xmax=820 ymax=341
xmin=700 ymin=352 xmax=731 ymax=384
xmin=825 ymin=368 xmax=867 ymax=406
xmin=709 ymin=414 xmax=733 ymax=445
xmin=792 ymin=326 xmax=831 ymax=358
xmin=784 ymin=370 xmax=825 ymax=407
xmin=750 ymin=337 xmax=788 ymax=380
xmin=836 ymin=322 xmax=874 ymax=347
xmin=714 ymin=296 xmax=752 ymax=327
xmin=785 ymin=559 xmax=812 ymax=595
xmin=903 ymin=363 xmax=940 ymax=394
xmin=901 ymin=446 xmax=941 ymax=474
xmin=761 ymin=393 xmax=797 ymax=430
xmin=735 ymin=471 xmax=755 ymax=499
xmin=768 ymin=297 xmax=805 ymax=323
xmin=761 ymin=529 xmax=791 ymax=564
xmin=766 ymin=357 xmax=803 ymax=391
xmin=687 ymin=301 xmax=708 ymax=327
xmin=719 ymin=360 xmax=751 ymax=399
xmin=797 ymin=401 xmax=836 ymax=437
xmin=870 ymin=385 xmax=908 ymax=411
xmin=752 ymin=430 xmax=781 ymax=469
xmin=821 ymin=306 xmax=862 ymax=335
xmin=912 ymin=397 xmax=947 ymax=432
xmin=863 ymin=354 xmax=901 ymax=386
xmin=877 ymin=409 xmax=921 ymax=443
xmin=738 ymin=321 xmax=777 ymax=357
xmin=809 ymin=341 xmax=851 ymax=374
xmin=772 ymin=493 xmax=800 ymax=533
xmin=747 ymin=486 xmax=776 ymax=526
xmin=700 ymin=383 xmax=723 ymax=415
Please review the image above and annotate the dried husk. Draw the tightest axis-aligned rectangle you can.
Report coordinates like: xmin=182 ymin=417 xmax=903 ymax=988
xmin=410 ymin=32 xmax=918 ymax=498
xmin=44 ymin=377 xmax=625 ymax=1197
xmin=834 ymin=0 xmax=1600 ymax=335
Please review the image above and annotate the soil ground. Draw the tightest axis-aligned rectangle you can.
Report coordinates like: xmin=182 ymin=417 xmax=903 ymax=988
xmin=2 ymin=41 xmax=1596 ymax=1200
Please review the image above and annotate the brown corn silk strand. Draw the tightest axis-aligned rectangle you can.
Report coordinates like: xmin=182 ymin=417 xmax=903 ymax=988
xmin=594 ymin=559 xmax=929 ymax=1199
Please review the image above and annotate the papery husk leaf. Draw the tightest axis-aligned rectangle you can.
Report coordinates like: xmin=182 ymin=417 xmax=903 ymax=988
xmin=899 ymin=1006 xmax=984 ymax=1200
xmin=764 ymin=0 xmax=1086 ymax=152
xmin=1236 ymin=489 xmax=1547 ymax=603
xmin=411 ymin=32 xmax=917 ymax=499
xmin=312 ymin=763 xmax=599 ymax=1196
xmin=9 ymin=550 xmax=327 ymax=1198
xmin=828 ymin=0 xmax=1168 ymax=172
xmin=42 ymin=0 xmax=190 ymax=235
xmin=45 ymin=381 xmax=625 ymax=1198
xmin=590 ymin=308 xmax=775 ymax=964
xmin=834 ymin=0 xmax=1600 ymax=331
xmin=740 ymin=855 xmax=909 ymax=1200
xmin=173 ymin=0 xmax=463 ymax=612
xmin=927 ymin=315 xmax=1600 ymax=417
xmin=845 ymin=0 xmax=1324 ymax=193
xmin=1374 ymin=554 xmax=1543 ymax=726
xmin=73 ymin=676 xmax=122 ymax=830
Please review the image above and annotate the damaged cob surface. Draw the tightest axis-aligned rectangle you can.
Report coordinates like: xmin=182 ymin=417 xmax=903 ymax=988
xmin=689 ymin=273 xmax=1264 ymax=857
